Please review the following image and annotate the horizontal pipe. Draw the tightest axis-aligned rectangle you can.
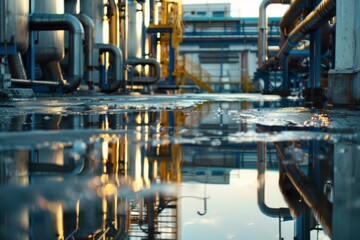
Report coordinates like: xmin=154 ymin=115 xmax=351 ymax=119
xmin=258 ymin=0 xmax=291 ymax=68
xmin=11 ymin=79 xmax=63 ymax=86
xmin=126 ymin=58 xmax=161 ymax=84
xmin=95 ymin=43 xmax=123 ymax=93
xmin=29 ymin=13 xmax=84 ymax=93
xmin=257 ymin=142 xmax=293 ymax=220
xmin=275 ymin=142 xmax=332 ymax=236
xmin=274 ymin=0 xmax=336 ymax=64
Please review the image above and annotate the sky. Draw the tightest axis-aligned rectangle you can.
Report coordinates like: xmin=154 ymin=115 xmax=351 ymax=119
xmin=181 ymin=0 xmax=290 ymax=17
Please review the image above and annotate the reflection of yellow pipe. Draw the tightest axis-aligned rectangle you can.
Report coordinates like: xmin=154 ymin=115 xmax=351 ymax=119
xmin=55 ymin=204 xmax=64 ymax=239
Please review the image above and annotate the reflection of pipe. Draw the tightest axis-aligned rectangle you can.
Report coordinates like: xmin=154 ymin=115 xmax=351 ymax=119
xmin=257 ymin=142 xmax=292 ymax=219
xmin=75 ymin=13 xmax=95 ymax=87
xmin=274 ymin=0 xmax=335 ymax=64
xmin=126 ymin=58 xmax=160 ymax=84
xmin=197 ymin=197 xmax=207 ymax=216
xmin=95 ymin=43 xmax=123 ymax=93
xmin=258 ymin=0 xmax=291 ymax=68
xmin=275 ymin=142 xmax=332 ymax=236
xmin=29 ymin=13 xmax=84 ymax=93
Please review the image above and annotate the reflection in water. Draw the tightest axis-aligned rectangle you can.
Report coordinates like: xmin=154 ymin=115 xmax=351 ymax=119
xmin=0 ymin=94 xmax=359 ymax=239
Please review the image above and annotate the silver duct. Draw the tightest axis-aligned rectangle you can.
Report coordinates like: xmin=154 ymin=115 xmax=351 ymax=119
xmin=29 ymin=13 xmax=84 ymax=93
xmin=127 ymin=0 xmax=143 ymax=60
xmin=95 ymin=43 xmax=123 ymax=93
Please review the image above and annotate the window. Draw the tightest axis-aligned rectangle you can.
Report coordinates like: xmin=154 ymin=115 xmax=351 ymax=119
xmin=212 ymin=11 xmax=225 ymax=17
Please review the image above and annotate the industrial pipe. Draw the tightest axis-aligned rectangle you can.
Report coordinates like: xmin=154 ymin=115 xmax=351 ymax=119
xmin=75 ymin=13 xmax=95 ymax=87
xmin=8 ymin=53 xmax=27 ymax=80
xmin=126 ymin=58 xmax=161 ymax=84
xmin=29 ymin=13 xmax=84 ymax=93
xmin=275 ymin=142 xmax=332 ymax=236
xmin=274 ymin=0 xmax=336 ymax=64
xmin=280 ymin=0 xmax=312 ymax=42
xmin=106 ymin=0 xmax=119 ymax=46
xmin=95 ymin=43 xmax=123 ymax=93
xmin=258 ymin=0 xmax=291 ymax=68
xmin=257 ymin=142 xmax=293 ymax=220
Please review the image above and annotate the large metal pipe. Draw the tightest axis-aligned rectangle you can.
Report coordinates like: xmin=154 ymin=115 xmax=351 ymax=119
xmin=257 ymin=142 xmax=293 ymax=220
xmin=95 ymin=43 xmax=123 ymax=93
xmin=275 ymin=142 xmax=332 ymax=236
xmin=280 ymin=0 xmax=312 ymax=42
xmin=8 ymin=53 xmax=27 ymax=80
xmin=107 ymin=0 xmax=119 ymax=46
xmin=126 ymin=58 xmax=161 ymax=84
xmin=29 ymin=13 xmax=84 ymax=93
xmin=75 ymin=13 xmax=94 ymax=86
xmin=258 ymin=0 xmax=291 ymax=68
xmin=274 ymin=0 xmax=336 ymax=64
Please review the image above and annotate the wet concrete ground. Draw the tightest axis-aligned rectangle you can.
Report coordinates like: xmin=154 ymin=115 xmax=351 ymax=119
xmin=0 ymin=93 xmax=359 ymax=239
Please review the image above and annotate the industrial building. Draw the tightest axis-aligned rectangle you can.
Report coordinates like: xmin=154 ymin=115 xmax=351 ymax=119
xmin=0 ymin=0 xmax=359 ymax=239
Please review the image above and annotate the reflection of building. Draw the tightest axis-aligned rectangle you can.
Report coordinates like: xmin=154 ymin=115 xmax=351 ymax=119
xmin=0 ymin=109 xmax=180 ymax=240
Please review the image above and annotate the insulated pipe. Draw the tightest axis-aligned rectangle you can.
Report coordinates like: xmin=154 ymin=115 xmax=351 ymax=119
xmin=275 ymin=143 xmax=332 ymax=236
xmin=126 ymin=58 xmax=161 ymax=84
xmin=258 ymin=0 xmax=291 ymax=68
xmin=95 ymin=43 xmax=123 ymax=93
xmin=29 ymin=13 xmax=84 ymax=93
xmin=107 ymin=0 xmax=119 ymax=46
xmin=280 ymin=0 xmax=312 ymax=42
xmin=257 ymin=142 xmax=292 ymax=220
xmin=274 ymin=0 xmax=336 ymax=64
xmin=74 ymin=13 xmax=95 ymax=86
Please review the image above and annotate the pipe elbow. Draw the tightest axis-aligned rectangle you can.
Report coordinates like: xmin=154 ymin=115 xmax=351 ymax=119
xmin=64 ymin=75 xmax=82 ymax=93
xmin=95 ymin=43 xmax=124 ymax=93
xmin=29 ymin=13 xmax=84 ymax=93
xmin=127 ymin=58 xmax=161 ymax=84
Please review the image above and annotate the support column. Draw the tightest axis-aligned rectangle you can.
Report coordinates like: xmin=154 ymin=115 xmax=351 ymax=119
xmin=328 ymin=0 xmax=360 ymax=105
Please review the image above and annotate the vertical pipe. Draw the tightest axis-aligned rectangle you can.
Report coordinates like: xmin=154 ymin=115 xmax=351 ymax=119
xmin=258 ymin=0 xmax=291 ymax=68
xmin=75 ymin=13 xmax=95 ymax=87
xmin=308 ymin=3 xmax=322 ymax=89
xmin=95 ymin=43 xmax=124 ymax=93
xmin=257 ymin=142 xmax=292 ymax=220
xmin=108 ymin=0 xmax=119 ymax=46
xmin=0 ymin=0 xmax=5 ymax=45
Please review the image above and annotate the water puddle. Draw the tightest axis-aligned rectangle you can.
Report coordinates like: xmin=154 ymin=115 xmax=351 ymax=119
xmin=0 ymin=93 xmax=359 ymax=239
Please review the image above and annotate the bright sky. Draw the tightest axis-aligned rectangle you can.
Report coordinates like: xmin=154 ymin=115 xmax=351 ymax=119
xmin=181 ymin=0 xmax=289 ymax=17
